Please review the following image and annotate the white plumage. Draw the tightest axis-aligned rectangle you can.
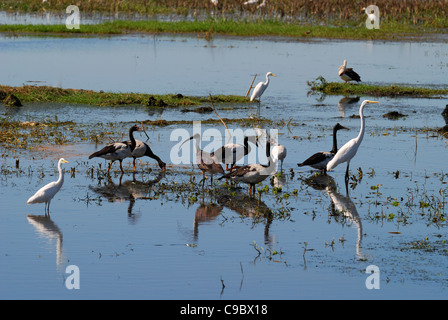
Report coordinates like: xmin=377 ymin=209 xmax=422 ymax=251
xmin=271 ymin=143 xmax=287 ymax=172
xmin=250 ymin=72 xmax=276 ymax=103
xmin=297 ymin=123 xmax=348 ymax=173
xmin=27 ymin=158 xmax=69 ymax=214
xmin=326 ymin=100 xmax=380 ymax=183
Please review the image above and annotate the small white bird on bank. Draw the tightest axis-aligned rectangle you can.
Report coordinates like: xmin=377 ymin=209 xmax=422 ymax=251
xmin=27 ymin=158 xmax=69 ymax=214
xmin=326 ymin=100 xmax=380 ymax=183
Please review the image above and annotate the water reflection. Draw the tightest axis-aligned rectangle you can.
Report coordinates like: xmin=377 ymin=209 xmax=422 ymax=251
xmin=88 ymin=172 xmax=165 ymax=223
xmin=193 ymin=201 xmax=223 ymax=242
xmin=304 ymin=173 xmax=365 ymax=260
xmin=217 ymin=190 xmax=274 ymax=245
xmin=26 ymin=214 xmax=65 ymax=268
xmin=337 ymin=96 xmax=360 ymax=117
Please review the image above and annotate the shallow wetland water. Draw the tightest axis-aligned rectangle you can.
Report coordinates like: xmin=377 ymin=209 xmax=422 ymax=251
xmin=1 ymin=33 xmax=448 ymax=299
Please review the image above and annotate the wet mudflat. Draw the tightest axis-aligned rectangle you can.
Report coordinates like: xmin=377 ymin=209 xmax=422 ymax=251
xmin=1 ymin=33 xmax=448 ymax=299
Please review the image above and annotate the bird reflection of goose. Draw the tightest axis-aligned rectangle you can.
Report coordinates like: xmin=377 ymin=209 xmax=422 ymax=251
xmin=89 ymin=172 xmax=165 ymax=221
xmin=218 ymin=191 xmax=274 ymax=245
xmin=298 ymin=123 xmax=348 ymax=174
xmin=337 ymin=96 xmax=360 ymax=117
xmin=303 ymin=174 xmax=364 ymax=260
xmin=179 ymin=133 xmax=224 ymax=185
xmin=27 ymin=214 xmax=65 ymax=267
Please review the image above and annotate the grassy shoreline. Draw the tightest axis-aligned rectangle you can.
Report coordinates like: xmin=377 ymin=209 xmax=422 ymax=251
xmin=2 ymin=0 xmax=448 ymax=41
xmin=1 ymin=19 xmax=446 ymax=41
xmin=0 ymin=85 xmax=248 ymax=107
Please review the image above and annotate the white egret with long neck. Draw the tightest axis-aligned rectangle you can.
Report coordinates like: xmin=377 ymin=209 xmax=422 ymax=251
xmin=250 ymin=72 xmax=277 ymax=104
xmin=27 ymin=158 xmax=69 ymax=214
xmin=326 ymin=100 xmax=380 ymax=183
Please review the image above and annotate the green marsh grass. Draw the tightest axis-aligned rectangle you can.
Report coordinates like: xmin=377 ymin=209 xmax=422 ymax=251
xmin=3 ymin=0 xmax=448 ymax=29
xmin=0 ymin=85 xmax=248 ymax=106
xmin=0 ymin=19 xmax=441 ymax=41
xmin=308 ymin=77 xmax=448 ymax=98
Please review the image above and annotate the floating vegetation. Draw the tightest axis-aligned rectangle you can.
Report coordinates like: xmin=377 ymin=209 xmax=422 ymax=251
xmin=308 ymin=76 xmax=448 ymax=98
xmin=383 ymin=111 xmax=407 ymax=120
xmin=404 ymin=236 xmax=448 ymax=255
xmin=0 ymin=116 xmax=114 ymax=152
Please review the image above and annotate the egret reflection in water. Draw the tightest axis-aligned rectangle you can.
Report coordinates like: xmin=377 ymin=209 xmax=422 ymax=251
xmin=27 ymin=214 xmax=65 ymax=268
xmin=303 ymin=173 xmax=365 ymax=260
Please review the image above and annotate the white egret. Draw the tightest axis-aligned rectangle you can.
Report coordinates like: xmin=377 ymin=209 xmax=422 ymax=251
xmin=244 ymin=0 xmax=258 ymax=5
xmin=212 ymin=135 xmax=258 ymax=171
xmin=271 ymin=142 xmax=287 ymax=172
xmin=338 ymin=60 xmax=361 ymax=83
xmin=298 ymin=123 xmax=348 ymax=173
xmin=326 ymin=100 xmax=380 ymax=183
xmin=27 ymin=158 xmax=69 ymax=214
xmin=250 ymin=72 xmax=277 ymax=104
xmin=219 ymin=140 xmax=275 ymax=195
xmin=89 ymin=125 xmax=142 ymax=174
xmin=180 ymin=133 xmax=224 ymax=185
xmin=123 ymin=139 xmax=166 ymax=171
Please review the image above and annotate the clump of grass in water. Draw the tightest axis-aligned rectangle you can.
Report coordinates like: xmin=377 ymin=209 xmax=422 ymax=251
xmin=308 ymin=76 xmax=448 ymax=98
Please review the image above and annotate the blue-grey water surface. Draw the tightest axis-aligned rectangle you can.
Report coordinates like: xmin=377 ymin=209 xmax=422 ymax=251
xmin=1 ymin=32 xmax=448 ymax=300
